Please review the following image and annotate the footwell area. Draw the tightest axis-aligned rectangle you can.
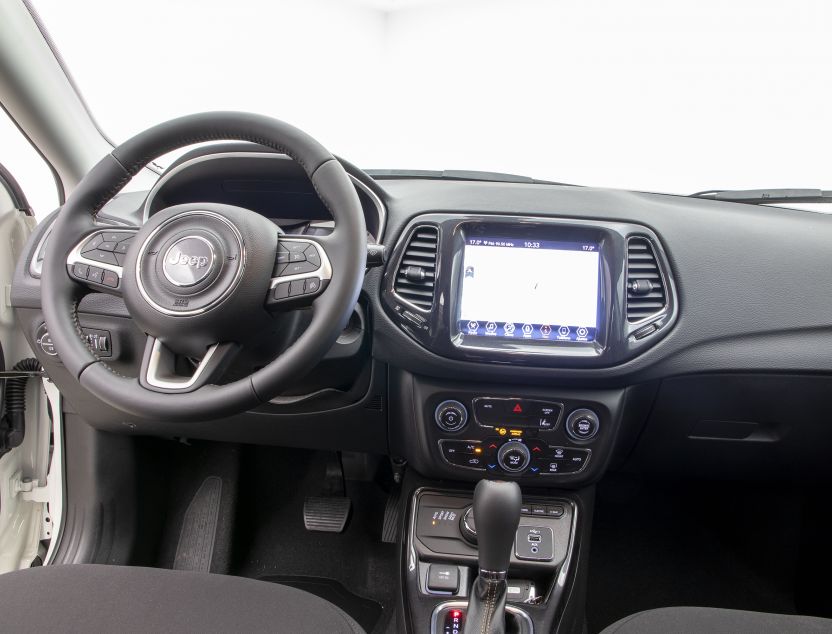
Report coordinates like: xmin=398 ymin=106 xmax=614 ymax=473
xmin=232 ymin=446 xmax=397 ymax=633
xmin=141 ymin=441 xmax=398 ymax=633
xmin=586 ymin=475 xmax=804 ymax=633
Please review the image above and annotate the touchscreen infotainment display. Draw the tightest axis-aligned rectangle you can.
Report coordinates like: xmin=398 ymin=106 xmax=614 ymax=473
xmin=457 ymin=237 xmax=600 ymax=342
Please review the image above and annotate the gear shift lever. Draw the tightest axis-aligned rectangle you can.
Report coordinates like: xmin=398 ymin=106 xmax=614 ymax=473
xmin=463 ymin=479 xmax=521 ymax=634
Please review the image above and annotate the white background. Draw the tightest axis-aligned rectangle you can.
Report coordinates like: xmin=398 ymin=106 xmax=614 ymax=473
xmin=2 ymin=0 xmax=832 ymax=218
xmin=459 ymin=244 xmax=600 ymax=327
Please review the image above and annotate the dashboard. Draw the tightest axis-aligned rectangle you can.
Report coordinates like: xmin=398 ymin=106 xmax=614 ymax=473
xmin=11 ymin=147 xmax=832 ymax=486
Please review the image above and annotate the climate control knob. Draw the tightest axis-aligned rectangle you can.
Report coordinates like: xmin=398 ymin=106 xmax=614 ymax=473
xmin=497 ymin=441 xmax=531 ymax=473
xmin=565 ymin=408 xmax=600 ymax=442
xmin=434 ymin=400 xmax=468 ymax=432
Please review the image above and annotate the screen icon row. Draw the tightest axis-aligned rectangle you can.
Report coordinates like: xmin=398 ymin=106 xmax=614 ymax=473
xmin=462 ymin=321 xmax=594 ymax=341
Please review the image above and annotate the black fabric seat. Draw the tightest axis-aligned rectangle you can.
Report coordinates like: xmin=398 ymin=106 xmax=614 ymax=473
xmin=0 ymin=564 xmax=365 ymax=633
xmin=601 ymin=607 xmax=832 ymax=633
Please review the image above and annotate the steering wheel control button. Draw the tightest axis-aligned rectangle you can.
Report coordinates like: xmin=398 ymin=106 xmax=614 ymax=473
xmin=87 ymin=250 xmax=119 ymax=265
xmin=282 ymin=260 xmax=318 ymax=276
xmin=497 ymin=441 xmax=531 ymax=473
xmin=162 ymin=236 xmax=216 ymax=287
xmin=515 ymin=526 xmax=554 ymax=561
xmin=71 ymin=263 xmax=90 ymax=280
xmin=435 ymin=400 xmax=469 ymax=432
xmin=97 ymin=241 xmax=117 ymax=252
xmin=274 ymin=282 xmax=290 ymax=300
xmin=565 ymin=409 xmax=600 ymax=442
xmin=102 ymin=270 xmax=120 ymax=288
xmin=81 ymin=233 xmax=105 ymax=253
xmin=288 ymin=279 xmax=306 ymax=297
xmin=87 ymin=266 xmax=104 ymax=284
xmin=304 ymin=245 xmax=321 ymax=267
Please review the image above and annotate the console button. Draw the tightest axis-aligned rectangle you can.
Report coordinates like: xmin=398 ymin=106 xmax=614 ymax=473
xmin=438 ymin=440 xmax=484 ymax=469
xmin=435 ymin=400 xmax=468 ymax=432
xmin=473 ymin=398 xmax=502 ymax=424
xmin=565 ymin=409 xmax=600 ymax=441
xmin=546 ymin=505 xmax=565 ymax=518
xmin=427 ymin=564 xmax=459 ymax=593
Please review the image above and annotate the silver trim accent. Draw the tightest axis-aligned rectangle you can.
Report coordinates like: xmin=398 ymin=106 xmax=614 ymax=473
xmin=66 ymin=228 xmax=137 ymax=281
xmin=144 ymin=340 xmax=220 ymax=390
xmin=268 ymin=238 xmax=333 ymax=288
xmin=28 ymin=226 xmax=51 ymax=278
xmin=434 ymin=399 xmax=469 ymax=432
xmin=135 ymin=210 xmax=246 ymax=317
xmin=161 ymin=235 xmax=216 ymax=287
xmin=142 ymin=151 xmax=387 ymax=241
xmin=430 ymin=601 xmax=533 ymax=634
xmin=625 ymin=235 xmax=673 ymax=328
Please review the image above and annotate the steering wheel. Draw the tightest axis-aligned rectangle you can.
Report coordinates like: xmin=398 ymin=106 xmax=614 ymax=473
xmin=41 ymin=112 xmax=367 ymax=422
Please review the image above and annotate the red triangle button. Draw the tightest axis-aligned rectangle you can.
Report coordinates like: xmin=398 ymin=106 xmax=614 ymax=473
xmin=512 ymin=403 xmax=523 ymax=413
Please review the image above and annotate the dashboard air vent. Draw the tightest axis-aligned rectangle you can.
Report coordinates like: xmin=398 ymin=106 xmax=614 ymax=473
xmin=394 ymin=225 xmax=439 ymax=310
xmin=626 ymin=237 xmax=667 ymax=322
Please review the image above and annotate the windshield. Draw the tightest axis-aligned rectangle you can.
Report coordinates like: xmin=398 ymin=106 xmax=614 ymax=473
xmin=32 ymin=0 xmax=832 ymax=195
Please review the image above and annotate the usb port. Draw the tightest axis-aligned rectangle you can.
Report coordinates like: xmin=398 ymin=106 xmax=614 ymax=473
xmin=527 ymin=534 xmax=542 ymax=543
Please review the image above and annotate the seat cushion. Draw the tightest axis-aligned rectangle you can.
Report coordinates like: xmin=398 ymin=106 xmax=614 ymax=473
xmin=601 ymin=606 xmax=832 ymax=633
xmin=0 ymin=564 xmax=364 ymax=633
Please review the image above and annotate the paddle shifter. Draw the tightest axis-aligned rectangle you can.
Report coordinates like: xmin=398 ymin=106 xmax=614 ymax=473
xmin=463 ymin=479 xmax=522 ymax=634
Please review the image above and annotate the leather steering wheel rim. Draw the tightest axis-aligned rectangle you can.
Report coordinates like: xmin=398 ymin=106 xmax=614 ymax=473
xmin=41 ymin=112 xmax=366 ymax=422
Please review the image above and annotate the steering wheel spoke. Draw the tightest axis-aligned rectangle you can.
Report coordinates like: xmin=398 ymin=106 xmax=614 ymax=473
xmin=265 ymin=236 xmax=332 ymax=310
xmin=139 ymin=336 xmax=239 ymax=393
xmin=66 ymin=228 xmax=138 ymax=294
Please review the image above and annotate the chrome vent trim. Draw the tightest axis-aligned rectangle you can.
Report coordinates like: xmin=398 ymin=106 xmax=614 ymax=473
xmin=626 ymin=237 xmax=668 ymax=323
xmin=394 ymin=224 xmax=439 ymax=311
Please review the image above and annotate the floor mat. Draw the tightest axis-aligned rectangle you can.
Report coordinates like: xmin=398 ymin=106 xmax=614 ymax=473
xmin=174 ymin=476 xmax=223 ymax=572
xmin=261 ymin=576 xmax=383 ymax=633
xmin=586 ymin=475 xmax=801 ymax=633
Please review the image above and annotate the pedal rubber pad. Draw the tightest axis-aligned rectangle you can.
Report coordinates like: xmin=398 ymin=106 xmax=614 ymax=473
xmin=303 ymin=496 xmax=351 ymax=533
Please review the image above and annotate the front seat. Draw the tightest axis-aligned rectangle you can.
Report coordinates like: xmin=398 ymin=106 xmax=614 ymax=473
xmin=0 ymin=564 xmax=365 ymax=633
xmin=601 ymin=606 xmax=832 ymax=633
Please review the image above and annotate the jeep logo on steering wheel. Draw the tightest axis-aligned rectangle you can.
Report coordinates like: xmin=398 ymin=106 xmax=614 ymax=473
xmin=162 ymin=236 xmax=216 ymax=287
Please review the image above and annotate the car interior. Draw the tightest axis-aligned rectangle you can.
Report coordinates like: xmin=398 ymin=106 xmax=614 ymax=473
xmin=2 ymin=1 xmax=832 ymax=633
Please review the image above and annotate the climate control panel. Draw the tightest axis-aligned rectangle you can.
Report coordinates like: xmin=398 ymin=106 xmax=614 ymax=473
xmin=430 ymin=395 xmax=600 ymax=479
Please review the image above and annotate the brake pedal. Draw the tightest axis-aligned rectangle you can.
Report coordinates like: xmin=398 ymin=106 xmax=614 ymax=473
xmin=303 ymin=496 xmax=351 ymax=533
xmin=304 ymin=452 xmax=351 ymax=533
